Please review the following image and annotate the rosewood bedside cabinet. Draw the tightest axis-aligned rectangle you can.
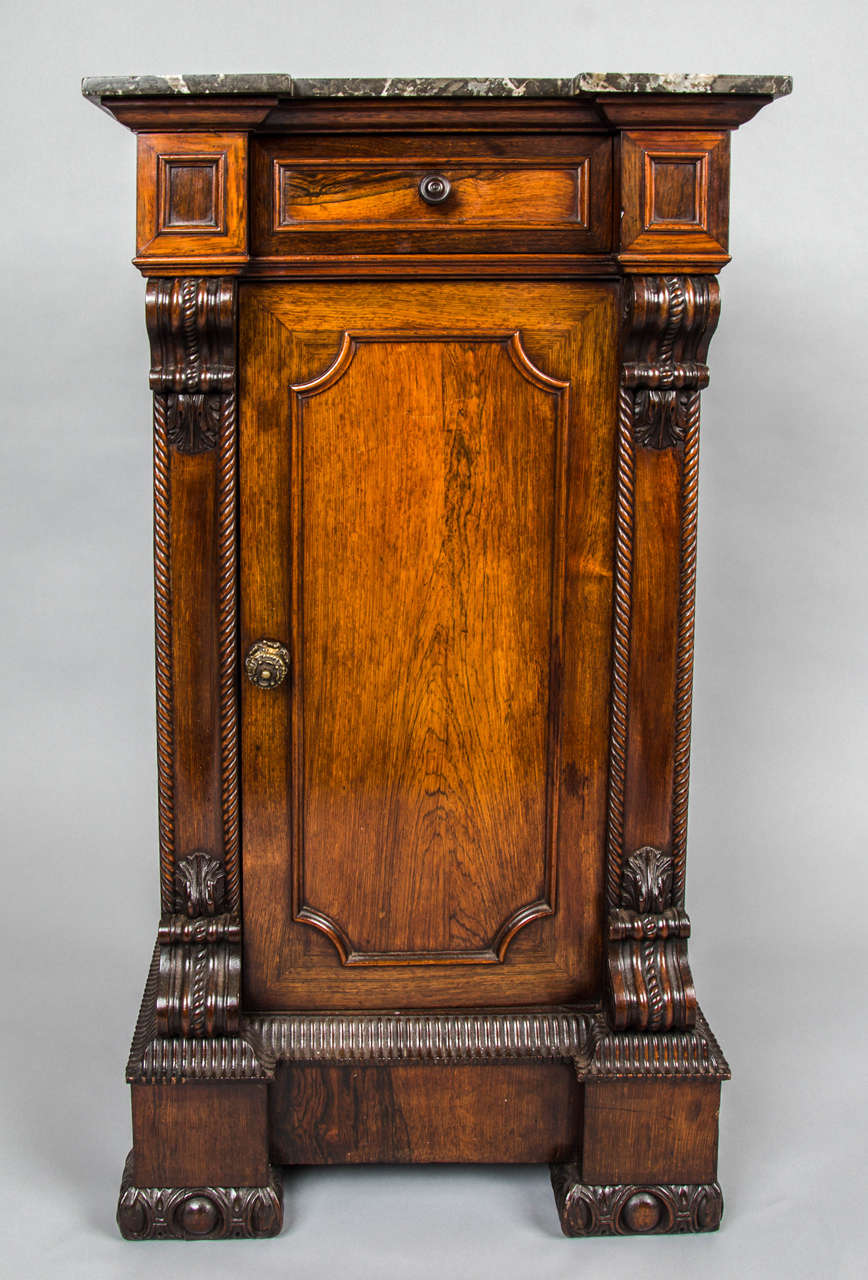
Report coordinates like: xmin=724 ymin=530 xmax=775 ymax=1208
xmin=82 ymin=72 xmax=791 ymax=1241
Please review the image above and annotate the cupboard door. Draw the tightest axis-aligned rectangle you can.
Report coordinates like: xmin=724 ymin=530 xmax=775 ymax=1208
xmin=239 ymin=281 xmax=617 ymax=1009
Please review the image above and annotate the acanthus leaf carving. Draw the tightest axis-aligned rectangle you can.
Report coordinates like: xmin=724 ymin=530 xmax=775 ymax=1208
xmin=620 ymin=845 xmax=674 ymax=913
xmin=174 ymin=851 xmax=225 ymax=917
xmin=165 ymin=390 xmax=221 ymax=453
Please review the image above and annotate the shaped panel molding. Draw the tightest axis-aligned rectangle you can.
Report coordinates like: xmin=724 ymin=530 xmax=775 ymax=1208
xmin=287 ymin=331 xmax=569 ymax=966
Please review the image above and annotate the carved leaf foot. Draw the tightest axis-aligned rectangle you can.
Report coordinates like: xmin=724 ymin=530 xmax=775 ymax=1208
xmin=117 ymin=1152 xmax=283 ymax=1240
xmin=550 ymin=1163 xmax=722 ymax=1236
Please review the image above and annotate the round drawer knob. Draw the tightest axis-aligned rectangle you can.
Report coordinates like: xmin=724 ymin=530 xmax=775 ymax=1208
xmin=418 ymin=174 xmax=452 ymax=205
xmin=245 ymin=638 xmax=290 ymax=690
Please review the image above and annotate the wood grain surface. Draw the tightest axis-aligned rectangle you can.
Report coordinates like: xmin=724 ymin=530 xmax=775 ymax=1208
xmin=275 ymin=164 xmax=585 ymax=228
xmin=269 ymin=1063 xmax=581 ymax=1164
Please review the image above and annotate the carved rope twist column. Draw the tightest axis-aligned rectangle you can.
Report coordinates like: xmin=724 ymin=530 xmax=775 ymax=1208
xmin=152 ymin=392 xmax=175 ymax=909
xmin=145 ymin=277 xmax=239 ymax=911
xmin=217 ymin=384 xmax=241 ymax=912
xmin=672 ymin=396 xmax=701 ymax=901
xmin=604 ymin=275 xmax=718 ymax=1028
xmin=605 ymin=385 xmax=636 ymax=906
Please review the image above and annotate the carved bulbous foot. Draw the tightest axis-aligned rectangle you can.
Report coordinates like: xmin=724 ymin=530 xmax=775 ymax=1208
xmin=550 ymin=1163 xmax=722 ymax=1236
xmin=117 ymin=1152 xmax=283 ymax=1240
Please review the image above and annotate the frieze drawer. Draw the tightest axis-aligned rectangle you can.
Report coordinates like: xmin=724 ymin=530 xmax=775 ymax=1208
xmin=251 ymin=135 xmax=613 ymax=256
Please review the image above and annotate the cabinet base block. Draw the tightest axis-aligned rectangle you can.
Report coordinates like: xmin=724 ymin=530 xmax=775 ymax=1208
xmin=117 ymin=1151 xmax=283 ymax=1240
xmin=550 ymin=1164 xmax=723 ymax=1236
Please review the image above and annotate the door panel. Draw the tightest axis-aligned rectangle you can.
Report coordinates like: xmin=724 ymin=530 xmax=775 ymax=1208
xmin=239 ymin=281 xmax=617 ymax=1009
xmin=293 ymin=331 xmax=567 ymax=965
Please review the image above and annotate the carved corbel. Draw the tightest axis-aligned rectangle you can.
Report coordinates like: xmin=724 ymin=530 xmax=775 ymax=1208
xmin=607 ymin=847 xmax=696 ymax=1030
xmin=154 ymin=852 xmax=240 ymax=1039
xmin=621 ymin=276 xmax=719 ymax=450
xmin=124 ymin=852 xmax=271 ymax=1082
xmin=146 ymin=277 xmax=236 ymax=454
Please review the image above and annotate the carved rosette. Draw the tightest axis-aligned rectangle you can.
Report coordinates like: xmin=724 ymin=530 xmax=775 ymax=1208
xmin=621 ymin=275 xmax=720 ymax=450
xmin=551 ymin=1164 xmax=722 ymax=1236
xmin=117 ymin=1152 xmax=283 ymax=1240
xmin=607 ymin=846 xmax=696 ymax=1030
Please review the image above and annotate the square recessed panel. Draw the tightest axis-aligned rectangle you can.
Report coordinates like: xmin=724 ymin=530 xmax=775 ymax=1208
xmin=159 ymin=157 xmax=224 ymax=231
xmin=136 ymin=132 xmax=248 ymax=263
xmin=644 ymin=154 xmax=709 ymax=230
xmin=618 ymin=130 xmax=729 ymax=264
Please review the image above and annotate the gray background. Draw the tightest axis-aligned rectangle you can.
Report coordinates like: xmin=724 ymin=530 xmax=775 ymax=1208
xmin=1 ymin=1 xmax=866 ymax=1276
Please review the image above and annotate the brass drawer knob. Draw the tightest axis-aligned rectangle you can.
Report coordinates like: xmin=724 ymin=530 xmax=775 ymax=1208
xmin=418 ymin=174 xmax=451 ymax=205
xmin=245 ymin=639 xmax=290 ymax=690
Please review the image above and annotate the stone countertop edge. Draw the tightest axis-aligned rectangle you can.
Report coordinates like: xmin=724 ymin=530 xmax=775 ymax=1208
xmin=80 ymin=73 xmax=793 ymax=102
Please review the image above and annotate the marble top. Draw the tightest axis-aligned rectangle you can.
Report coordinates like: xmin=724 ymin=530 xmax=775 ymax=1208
xmin=81 ymin=73 xmax=793 ymax=102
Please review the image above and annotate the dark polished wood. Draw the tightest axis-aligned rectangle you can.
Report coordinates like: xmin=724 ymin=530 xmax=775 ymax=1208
xmin=84 ymin=79 xmax=787 ymax=1242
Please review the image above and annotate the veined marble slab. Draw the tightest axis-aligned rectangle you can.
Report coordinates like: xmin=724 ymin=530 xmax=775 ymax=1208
xmin=81 ymin=73 xmax=793 ymax=102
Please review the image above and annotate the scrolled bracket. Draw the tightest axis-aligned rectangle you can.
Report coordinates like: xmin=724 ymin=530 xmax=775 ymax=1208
xmin=146 ymin=277 xmax=236 ymax=454
xmin=151 ymin=851 xmax=240 ymax=1039
xmin=621 ymin=276 xmax=719 ymax=450
xmin=155 ymin=938 xmax=241 ymax=1038
xmin=607 ymin=846 xmax=696 ymax=1031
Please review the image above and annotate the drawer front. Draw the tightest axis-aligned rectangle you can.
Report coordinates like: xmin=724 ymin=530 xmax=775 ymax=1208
xmin=276 ymin=164 xmax=587 ymax=230
xmin=252 ymin=135 xmax=612 ymax=256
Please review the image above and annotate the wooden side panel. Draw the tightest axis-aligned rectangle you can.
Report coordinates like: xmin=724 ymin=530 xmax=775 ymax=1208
xmin=168 ymin=449 xmax=222 ymax=858
xmin=239 ymin=281 xmax=618 ymax=1009
xmin=582 ymin=1080 xmax=720 ymax=1185
xmin=270 ymin=1063 xmax=580 ymax=1164
xmin=132 ymin=1083 xmax=269 ymax=1186
xmin=623 ymin=446 xmax=682 ymax=854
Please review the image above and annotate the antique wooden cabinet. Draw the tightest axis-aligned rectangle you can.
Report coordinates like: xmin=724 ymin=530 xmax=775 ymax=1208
xmin=83 ymin=72 xmax=790 ymax=1241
